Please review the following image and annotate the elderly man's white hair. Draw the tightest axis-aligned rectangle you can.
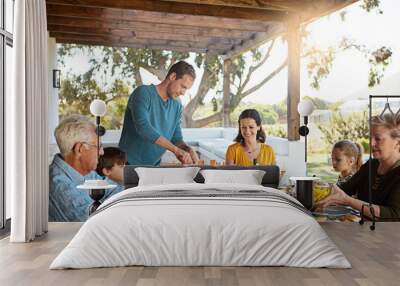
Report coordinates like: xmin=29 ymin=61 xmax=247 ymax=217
xmin=55 ymin=114 xmax=96 ymax=156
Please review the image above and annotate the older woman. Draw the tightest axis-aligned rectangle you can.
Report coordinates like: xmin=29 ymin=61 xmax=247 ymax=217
xmin=316 ymin=113 xmax=400 ymax=219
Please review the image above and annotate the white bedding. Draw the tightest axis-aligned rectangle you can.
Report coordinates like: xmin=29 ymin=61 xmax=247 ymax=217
xmin=50 ymin=183 xmax=351 ymax=269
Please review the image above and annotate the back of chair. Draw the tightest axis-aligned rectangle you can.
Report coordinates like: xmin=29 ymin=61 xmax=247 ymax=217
xmin=123 ymin=165 xmax=280 ymax=189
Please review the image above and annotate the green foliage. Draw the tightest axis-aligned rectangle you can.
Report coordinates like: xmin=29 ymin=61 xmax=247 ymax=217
xmin=306 ymin=47 xmax=336 ymax=90
xmin=230 ymin=56 xmax=247 ymax=83
xmin=339 ymin=39 xmax=392 ymax=88
xmin=211 ymin=97 xmax=218 ymax=112
xmin=229 ymin=103 xmax=279 ymax=125
xmin=262 ymin=110 xmax=278 ymax=125
xmin=302 ymin=96 xmax=330 ymax=110
xmin=317 ymin=112 xmax=369 ymax=150
xmin=264 ymin=124 xmax=287 ymax=138
xmin=307 ymin=153 xmax=337 ymax=183
xmin=361 ymin=0 xmax=382 ymax=13
xmin=59 ymin=76 xmax=130 ymax=129
xmin=358 ymin=137 xmax=370 ymax=153
xmin=368 ymin=46 xmax=392 ymax=87
xmin=272 ymin=100 xmax=287 ymax=121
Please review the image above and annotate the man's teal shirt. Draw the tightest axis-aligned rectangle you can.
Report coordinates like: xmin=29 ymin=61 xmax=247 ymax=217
xmin=119 ymin=84 xmax=183 ymax=165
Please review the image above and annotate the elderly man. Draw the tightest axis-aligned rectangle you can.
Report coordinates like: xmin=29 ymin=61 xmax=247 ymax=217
xmin=49 ymin=114 xmax=122 ymax=222
xmin=119 ymin=60 xmax=199 ymax=166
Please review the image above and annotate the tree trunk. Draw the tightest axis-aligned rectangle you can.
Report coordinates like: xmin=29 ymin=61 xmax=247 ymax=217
xmin=192 ymin=111 xmax=223 ymax=128
xmin=134 ymin=67 xmax=143 ymax=87
xmin=287 ymin=16 xmax=301 ymax=141
xmin=223 ymin=59 xmax=231 ymax=127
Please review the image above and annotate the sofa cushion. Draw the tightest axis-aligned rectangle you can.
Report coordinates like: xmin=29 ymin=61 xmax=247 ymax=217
xmin=182 ymin=128 xmax=223 ymax=141
xmin=222 ymin=128 xmax=237 ymax=141
xmin=198 ymin=139 xmax=232 ymax=159
xmin=265 ymin=137 xmax=289 ymax=156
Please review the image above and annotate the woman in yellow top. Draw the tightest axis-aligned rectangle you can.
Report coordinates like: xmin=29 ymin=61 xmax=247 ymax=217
xmin=225 ymin=109 xmax=276 ymax=166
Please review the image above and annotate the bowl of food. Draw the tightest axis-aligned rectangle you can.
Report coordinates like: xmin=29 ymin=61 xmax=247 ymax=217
xmin=313 ymin=181 xmax=331 ymax=203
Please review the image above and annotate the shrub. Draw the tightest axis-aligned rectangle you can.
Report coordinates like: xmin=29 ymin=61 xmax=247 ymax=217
xmin=264 ymin=124 xmax=287 ymax=138
xmin=317 ymin=111 xmax=369 ymax=151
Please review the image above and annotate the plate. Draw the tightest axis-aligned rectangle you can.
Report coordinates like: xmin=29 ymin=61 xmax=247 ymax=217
xmin=313 ymin=205 xmax=355 ymax=218
xmin=77 ymin=184 xmax=117 ymax=190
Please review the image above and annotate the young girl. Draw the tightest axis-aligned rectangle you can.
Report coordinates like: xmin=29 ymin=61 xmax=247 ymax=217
xmin=331 ymin=140 xmax=363 ymax=187
xmin=225 ymin=109 xmax=276 ymax=166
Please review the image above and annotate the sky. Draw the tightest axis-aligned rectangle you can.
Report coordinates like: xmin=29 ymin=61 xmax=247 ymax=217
xmin=243 ymin=0 xmax=400 ymax=104
xmin=62 ymin=0 xmax=400 ymax=106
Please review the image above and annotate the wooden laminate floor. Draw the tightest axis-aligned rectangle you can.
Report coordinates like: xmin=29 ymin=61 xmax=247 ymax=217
xmin=0 ymin=222 xmax=399 ymax=286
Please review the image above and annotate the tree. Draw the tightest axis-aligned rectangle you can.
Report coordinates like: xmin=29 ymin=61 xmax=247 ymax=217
xmin=57 ymin=0 xmax=391 ymax=129
xmin=59 ymin=75 xmax=130 ymax=129
xmin=305 ymin=0 xmax=391 ymax=89
xmin=58 ymin=40 xmax=287 ymax=128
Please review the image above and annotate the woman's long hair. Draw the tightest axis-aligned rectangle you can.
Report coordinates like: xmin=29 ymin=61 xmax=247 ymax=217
xmin=234 ymin=109 xmax=266 ymax=144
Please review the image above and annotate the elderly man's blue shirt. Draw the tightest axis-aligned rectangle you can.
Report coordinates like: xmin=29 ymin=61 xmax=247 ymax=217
xmin=49 ymin=154 xmax=123 ymax=222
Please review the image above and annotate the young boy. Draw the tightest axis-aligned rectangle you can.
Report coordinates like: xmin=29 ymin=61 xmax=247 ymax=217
xmin=96 ymin=147 xmax=127 ymax=185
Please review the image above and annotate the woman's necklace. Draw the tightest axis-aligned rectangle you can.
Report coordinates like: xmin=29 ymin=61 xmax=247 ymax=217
xmin=245 ymin=143 xmax=259 ymax=155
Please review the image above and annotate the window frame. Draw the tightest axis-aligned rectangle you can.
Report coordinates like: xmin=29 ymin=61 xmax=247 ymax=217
xmin=1 ymin=0 xmax=14 ymax=230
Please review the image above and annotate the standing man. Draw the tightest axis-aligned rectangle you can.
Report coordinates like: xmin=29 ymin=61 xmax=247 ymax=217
xmin=119 ymin=61 xmax=199 ymax=165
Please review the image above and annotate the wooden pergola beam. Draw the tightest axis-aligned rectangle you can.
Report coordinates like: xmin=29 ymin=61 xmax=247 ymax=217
xmin=48 ymin=25 xmax=243 ymax=46
xmin=47 ymin=16 xmax=259 ymax=40
xmin=46 ymin=3 xmax=273 ymax=32
xmin=160 ymin=0 xmax=357 ymax=13
xmin=50 ymin=32 xmax=233 ymax=51
xmin=159 ymin=0 xmax=308 ymax=11
xmin=55 ymin=38 xmax=224 ymax=54
xmin=299 ymin=0 xmax=358 ymax=24
xmin=46 ymin=0 xmax=288 ymax=22
xmin=51 ymin=32 xmax=231 ymax=52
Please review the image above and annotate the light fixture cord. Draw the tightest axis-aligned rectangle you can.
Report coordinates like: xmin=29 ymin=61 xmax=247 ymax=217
xmin=96 ymin=116 xmax=100 ymax=160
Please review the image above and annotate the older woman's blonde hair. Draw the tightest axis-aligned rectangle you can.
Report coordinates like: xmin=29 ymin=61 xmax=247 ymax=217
xmin=371 ymin=113 xmax=400 ymax=143
xmin=54 ymin=114 xmax=96 ymax=156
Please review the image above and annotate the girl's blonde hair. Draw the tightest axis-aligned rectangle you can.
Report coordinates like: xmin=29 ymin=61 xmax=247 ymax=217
xmin=333 ymin=140 xmax=364 ymax=172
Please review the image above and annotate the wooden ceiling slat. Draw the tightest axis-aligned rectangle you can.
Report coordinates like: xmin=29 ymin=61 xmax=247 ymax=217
xmin=55 ymin=37 xmax=224 ymax=54
xmin=160 ymin=0 xmax=355 ymax=13
xmin=47 ymin=15 xmax=260 ymax=39
xmin=48 ymin=24 xmax=244 ymax=45
xmin=50 ymin=31 xmax=233 ymax=51
xmin=299 ymin=0 xmax=357 ymax=25
xmin=159 ymin=0 xmax=303 ymax=11
xmin=223 ymin=24 xmax=284 ymax=58
xmin=46 ymin=3 xmax=272 ymax=32
xmin=45 ymin=0 xmax=287 ymax=22
xmin=46 ymin=0 xmax=358 ymax=55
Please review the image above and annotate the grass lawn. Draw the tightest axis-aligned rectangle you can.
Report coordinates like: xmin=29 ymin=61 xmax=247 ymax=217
xmin=307 ymin=153 xmax=337 ymax=183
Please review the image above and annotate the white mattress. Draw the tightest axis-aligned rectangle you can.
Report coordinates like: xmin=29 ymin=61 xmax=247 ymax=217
xmin=50 ymin=183 xmax=351 ymax=269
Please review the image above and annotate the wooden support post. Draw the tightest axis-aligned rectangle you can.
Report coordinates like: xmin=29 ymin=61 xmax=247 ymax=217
xmin=287 ymin=16 xmax=300 ymax=141
xmin=223 ymin=59 xmax=231 ymax=127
